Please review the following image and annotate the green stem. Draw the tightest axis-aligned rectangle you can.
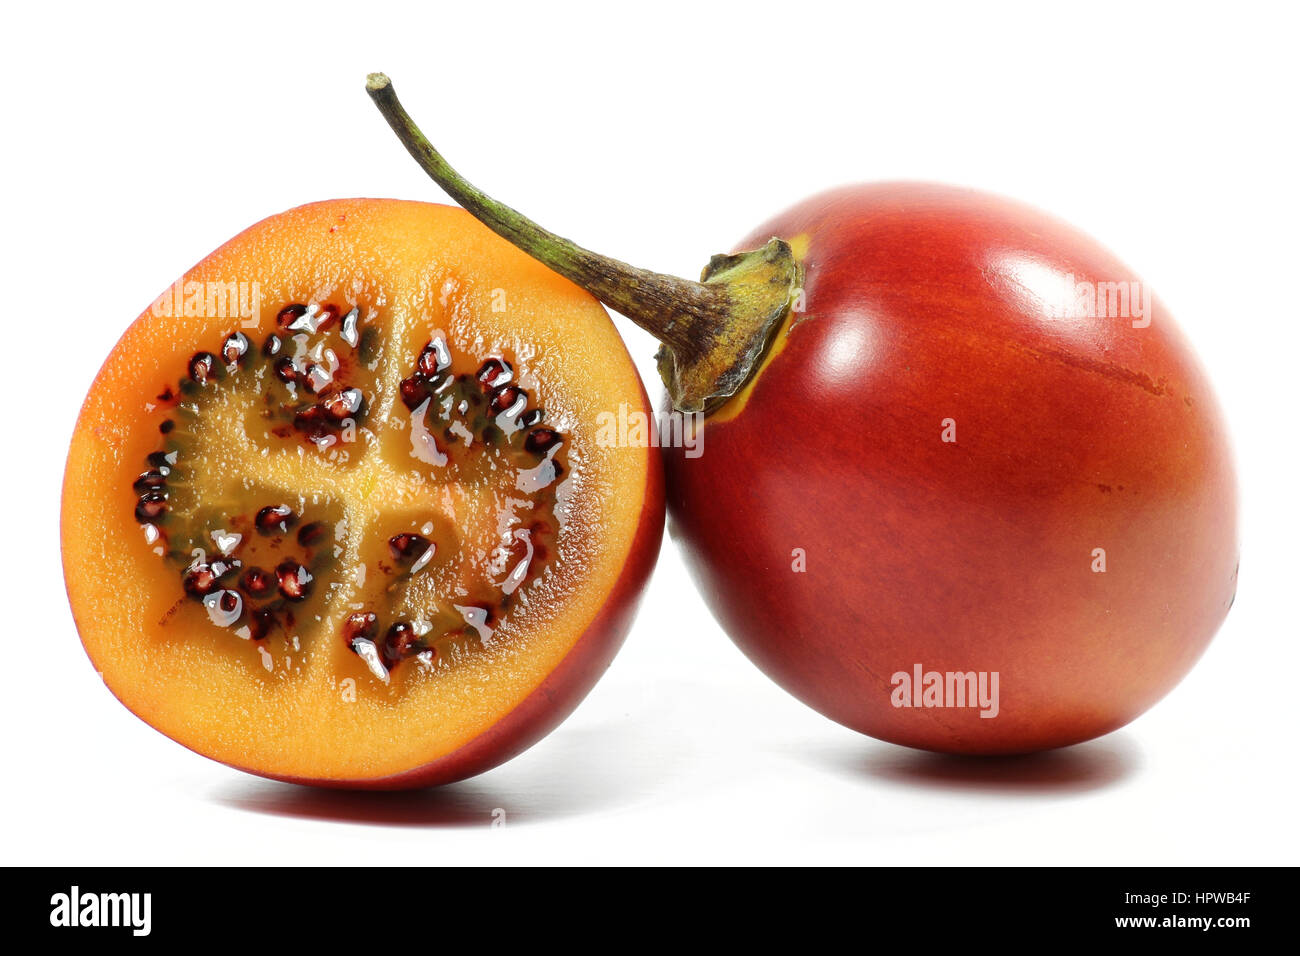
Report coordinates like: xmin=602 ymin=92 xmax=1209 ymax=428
xmin=366 ymin=72 xmax=800 ymax=413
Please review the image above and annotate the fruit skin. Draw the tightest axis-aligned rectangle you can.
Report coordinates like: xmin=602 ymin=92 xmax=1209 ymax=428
xmin=664 ymin=183 xmax=1238 ymax=754
xmin=62 ymin=199 xmax=665 ymax=788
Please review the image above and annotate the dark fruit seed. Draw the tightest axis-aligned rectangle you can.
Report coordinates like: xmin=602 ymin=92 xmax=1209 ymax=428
xmin=343 ymin=612 xmax=378 ymax=648
xmin=209 ymin=558 xmax=238 ymax=580
xmin=322 ymin=387 xmax=364 ymax=421
xmin=240 ymin=566 xmax=275 ymax=598
xmin=255 ymin=504 xmax=297 ymax=534
xmin=399 ymin=377 xmax=428 ymax=410
xmin=516 ymin=408 xmax=544 ymax=428
xmin=477 ymin=358 xmax=514 ymax=389
xmin=277 ymin=304 xmax=307 ymax=330
xmin=221 ymin=332 xmax=251 ymax=365
xmin=183 ymin=559 xmax=237 ymax=599
xmin=388 ymin=533 xmax=433 ymax=565
xmin=135 ymin=491 xmax=168 ymax=522
xmin=382 ymin=621 xmax=421 ymax=666
xmin=297 ymin=521 xmax=327 ymax=548
xmin=247 ymin=609 xmax=276 ymax=641
xmin=490 ymin=385 xmax=525 ymax=415
xmin=183 ymin=566 xmax=217 ymax=598
xmin=302 ymin=363 xmax=331 ymax=394
xmin=159 ymin=419 xmax=174 ymax=434
xmin=262 ymin=334 xmax=283 ymax=357
xmin=524 ymin=427 xmax=562 ymax=455
xmin=203 ymin=589 xmax=244 ymax=628
xmin=189 ymin=352 xmax=218 ymax=385
xmin=274 ymin=356 xmax=298 ymax=383
xmin=317 ymin=304 xmax=340 ymax=330
xmin=275 ymin=560 xmax=313 ymax=601
xmin=416 ymin=339 xmax=451 ymax=378
xmin=293 ymin=405 xmax=328 ymax=431
xmin=147 ymin=451 xmax=176 ymax=469
xmin=133 ymin=470 xmax=168 ymax=493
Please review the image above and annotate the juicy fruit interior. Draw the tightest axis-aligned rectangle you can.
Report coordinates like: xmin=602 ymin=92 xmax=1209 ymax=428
xmin=135 ymin=305 xmax=567 ymax=684
xmin=63 ymin=201 xmax=651 ymax=782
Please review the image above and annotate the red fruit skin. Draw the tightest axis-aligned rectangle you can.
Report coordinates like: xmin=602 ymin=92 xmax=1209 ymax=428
xmin=665 ymin=183 xmax=1238 ymax=754
xmin=269 ymin=435 xmax=664 ymax=790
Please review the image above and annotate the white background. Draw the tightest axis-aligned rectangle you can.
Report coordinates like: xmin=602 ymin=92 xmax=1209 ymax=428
xmin=3 ymin=1 xmax=1297 ymax=865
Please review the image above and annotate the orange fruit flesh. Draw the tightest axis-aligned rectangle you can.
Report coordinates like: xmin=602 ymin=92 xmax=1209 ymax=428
xmin=62 ymin=199 xmax=653 ymax=783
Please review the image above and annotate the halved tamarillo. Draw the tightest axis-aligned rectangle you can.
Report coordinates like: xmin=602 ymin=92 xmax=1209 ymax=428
xmin=369 ymin=74 xmax=1238 ymax=754
xmin=62 ymin=198 xmax=663 ymax=787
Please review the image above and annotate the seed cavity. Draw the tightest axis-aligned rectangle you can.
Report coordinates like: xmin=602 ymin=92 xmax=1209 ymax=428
xmin=136 ymin=312 xmax=567 ymax=682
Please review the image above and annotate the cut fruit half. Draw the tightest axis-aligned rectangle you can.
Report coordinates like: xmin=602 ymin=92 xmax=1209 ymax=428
xmin=63 ymin=199 xmax=663 ymax=788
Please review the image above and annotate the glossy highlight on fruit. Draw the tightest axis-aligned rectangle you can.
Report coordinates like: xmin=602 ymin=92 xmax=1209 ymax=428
xmin=368 ymin=75 xmax=1238 ymax=755
xmin=63 ymin=199 xmax=663 ymax=787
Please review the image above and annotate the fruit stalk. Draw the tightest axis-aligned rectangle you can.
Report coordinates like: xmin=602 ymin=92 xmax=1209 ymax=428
xmin=366 ymin=72 xmax=801 ymax=413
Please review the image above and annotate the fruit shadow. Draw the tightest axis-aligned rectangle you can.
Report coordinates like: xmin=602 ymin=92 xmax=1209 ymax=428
xmin=209 ymin=722 xmax=661 ymax=828
xmin=806 ymin=733 xmax=1141 ymax=796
